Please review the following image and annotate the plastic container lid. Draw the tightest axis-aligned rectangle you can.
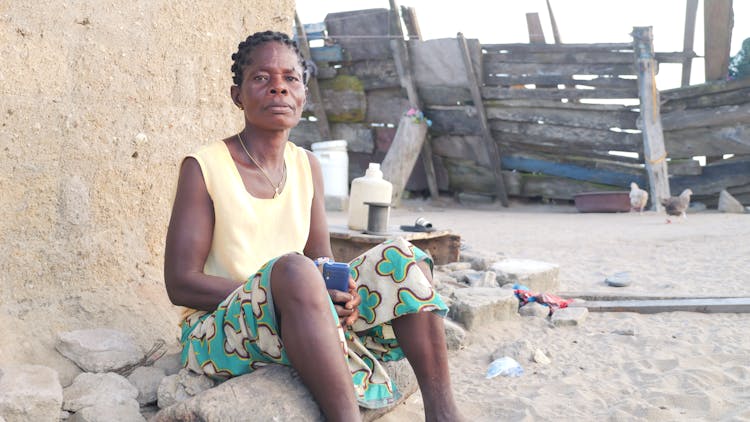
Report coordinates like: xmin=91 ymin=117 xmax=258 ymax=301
xmin=311 ymin=140 xmax=348 ymax=151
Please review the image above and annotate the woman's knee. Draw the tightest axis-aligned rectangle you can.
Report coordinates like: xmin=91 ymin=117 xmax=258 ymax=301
xmin=270 ymin=253 xmax=327 ymax=304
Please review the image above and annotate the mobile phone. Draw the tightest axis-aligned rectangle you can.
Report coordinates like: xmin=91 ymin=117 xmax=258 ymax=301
xmin=322 ymin=262 xmax=350 ymax=292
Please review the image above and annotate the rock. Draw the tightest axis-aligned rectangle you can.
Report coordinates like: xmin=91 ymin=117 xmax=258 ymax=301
xmin=437 ymin=262 xmax=472 ymax=272
xmin=491 ymin=259 xmax=560 ymax=293
xmin=127 ymin=366 xmax=166 ymax=405
xmin=432 ymin=271 xmax=458 ymax=290
xmin=718 ymin=190 xmax=746 ymax=213
xmin=451 ymin=269 xmax=498 ymax=288
xmin=459 ymin=249 xmax=506 ymax=271
xmin=612 ymin=327 xmax=636 ymax=336
xmin=449 ymin=287 xmax=519 ymax=330
xmin=532 ymin=349 xmax=551 ymax=365
xmin=155 ymin=362 xmax=417 ymax=422
xmin=68 ymin=402 xmax=144 ymax=422
xmin=605 ymin=271 xmax=631 ymax=287
xmin=156 ymin=369 xmax=215 ymax=409
xmin=56 ymin=329 xmax=143 ymax=373
xmin=518 ymin=302 xmax=550 ymax=318
xmin=491 ymin=340 xmax=534 ymax=363
xmin=63 ymin=372 xmax=138 ymax=412
xmin=152 ymin=352 xmax=183 ymax=376
xmin=0 ymin=364 xmax=63 ymax=422
xmin=443 ymin=318 xmax=467 ymax=351
xmin=550 ymin=307 xmax=589 ymax=327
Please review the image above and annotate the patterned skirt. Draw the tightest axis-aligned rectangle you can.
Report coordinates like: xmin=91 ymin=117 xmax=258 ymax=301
xmin=180 ymin=237 xmax=448 ymax=409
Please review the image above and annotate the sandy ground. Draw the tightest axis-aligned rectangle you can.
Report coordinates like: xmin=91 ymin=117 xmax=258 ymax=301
xmin=328 ymin=198 xmax=750 ymax=421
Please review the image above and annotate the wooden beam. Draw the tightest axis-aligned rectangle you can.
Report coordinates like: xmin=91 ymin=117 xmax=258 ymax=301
xmin=546 ymin=0 xmax=562 ymax=43
xmin=704 ymin=0 xmax=734 ymax=81
xmin=458 ymin=32 xmax=509 ymax=206
xmin=633 ymin=26 xmax=670 ymax=212
xmin=525 ymin=12 xmax=546 ymax=44
xmin=400 ymin=5 xmax=422 ymax=40
xmin=570 ymin=297 xmax=750 ymax=314
xmin=388 ymin=0 xmax=439 ymax=201
xmin=295 ymin=12 xmax=331 ymax=139
xmin=681 ymin=0 xmax=699 ymax=86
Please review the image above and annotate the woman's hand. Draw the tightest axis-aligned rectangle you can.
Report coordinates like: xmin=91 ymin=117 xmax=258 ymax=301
xmin=328 ymin=277 xmax=361 ymax=327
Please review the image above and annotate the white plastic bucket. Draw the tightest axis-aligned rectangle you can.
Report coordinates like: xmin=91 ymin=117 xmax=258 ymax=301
xmin=311 ymin=140 xmax=349 ymax=197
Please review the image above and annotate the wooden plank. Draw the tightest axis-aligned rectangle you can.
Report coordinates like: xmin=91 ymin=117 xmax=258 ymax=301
xmin=441 ymin=158 xmax=518 ymax=195
xmin=661 ymin=103 xmax=750 ymax=131
xmin=481 ymin=43 xmax=634 ymax=53
xmin=665 ymin=124 xmax=750 ymax=157
xmin=380 ymin=116 xmax=429 ymax=205
xmin=296 ymin=12 xmax=331 ymax=140
xmin=329 ymin=225 xmax=460 ymax=265
xmin=494 ymin=135 xmax=644 ymax=162
xmin=324 ymin=9 xmax=393 ymax=61
xmin=486 ymin=106 xmax=639 ymax=130
xmin=482 ymin=86 xmax=638 ymax=100
xmin=427 ymin=107 xmax=482 ymax=135
xmin=417 ymin=86 xmax=473 ymax=106
xmin=459 ymin=32 xmax=508 ymax=205
xmin=671 ymin=159 xmax=750 ymax=195
xmin=681 ymin=0 xmax=699 ymax=86
xmin=409 ymin=38 xmax=484 ymax=88
xmin=431 ymin=135 xmax=491 ymax=166
xmin=483 ymin=61 xmax=637 ymax=76
xmin=400 ymin=5 xmax=422 ymax=40
xmin=520 ymin=173 xmax=623 ymax=200
xmin=309 ymin=45 xmax=345 ymax=63
xmin=661 ymin=76 xmax=750 ymax=100
xmin=484 ymin=74 xmax=639 ymax=90
xmin=501 ymin=154 xmax=646 ymax=187
xmin=489 ymin=120 xmax=643 ymax=151
xmin=526 ymin=12 xmax=546 ymax=44
xmin=388 ymin=0 xmax=439 ymax=201
xmin=633 ymin=26 xmax=670 ymax=211
xmin=660 ymin=87 xmax=750 ymax=113
xmin=571 ymin=297 xmax=750 ymax=314
xmin=704 ymin=0 xmax=734 ymax=81
xmin=484 ymin=50 xmax=638 ymax=64
xmin=484 ymin=98 xmax=637 ymax=112
xmin=654 ymin=51 xmax=698 ymax=64
xmin=546 ymin=0 xmax=562 ymax=43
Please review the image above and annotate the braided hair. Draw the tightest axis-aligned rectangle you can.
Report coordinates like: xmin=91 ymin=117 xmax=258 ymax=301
xmin=231 ymin=31 xmax=309 ymax=86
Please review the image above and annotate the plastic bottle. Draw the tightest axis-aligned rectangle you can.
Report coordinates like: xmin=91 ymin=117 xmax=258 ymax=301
xmin=348 ymin=163 xmax=392 ymax=231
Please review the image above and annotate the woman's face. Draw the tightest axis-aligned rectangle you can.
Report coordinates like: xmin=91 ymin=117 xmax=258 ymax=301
xmin=232 ymin=42 xmax=306 ymax=131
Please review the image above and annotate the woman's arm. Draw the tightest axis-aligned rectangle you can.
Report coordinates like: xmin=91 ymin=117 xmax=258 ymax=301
xmin=303 ymin=150 xmax=334 ymax=261
xmin=303 ymin=151 xmax=361 ymax=326
xmin=164 ymin=157 xmax=241 ymax=310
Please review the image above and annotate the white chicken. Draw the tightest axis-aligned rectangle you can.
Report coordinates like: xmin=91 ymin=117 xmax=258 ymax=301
xmin=629 ymin=182 xmax=649 ymax=214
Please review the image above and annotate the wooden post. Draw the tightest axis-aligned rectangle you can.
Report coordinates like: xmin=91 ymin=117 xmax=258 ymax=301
xmin=704 ymin=0 xmax=733 ymax=82
xmin=457 ymin=32 xmax=509 ymax=206
xmin=400 ymin=6 xmax=422 ymax=40
xmin=388 ymin=0 xmax=439 ymax=201
xmin=525 ymin=13 xmax=546 ymax=44
xmin=633 ymin=27 xmax=670 ymax=212
xmin=681 ymin=0 xmax=699 ymax=87
xmin=295 ymin=12 xmax=331 ymax=139
xmin=546 ymin=0 xmax=562 ymax=43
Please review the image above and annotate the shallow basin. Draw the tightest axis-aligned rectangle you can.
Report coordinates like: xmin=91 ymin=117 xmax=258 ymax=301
xmin=573 ymin=191 xmax=631 ymax=213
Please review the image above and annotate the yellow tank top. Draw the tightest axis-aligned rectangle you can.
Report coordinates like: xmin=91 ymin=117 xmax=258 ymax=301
xmin=181 ymin=140 xmax=313 ymax=318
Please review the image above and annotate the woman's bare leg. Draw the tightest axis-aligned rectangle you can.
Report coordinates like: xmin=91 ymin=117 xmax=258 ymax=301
xmin=271 ymin=254 xmax=361 ymax=422
xmin=391 ymin=261 xmax=463 ymax=422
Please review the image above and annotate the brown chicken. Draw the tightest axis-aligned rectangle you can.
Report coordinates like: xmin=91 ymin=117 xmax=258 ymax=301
xmin=660 ymin=188 xmax=693 ymax=223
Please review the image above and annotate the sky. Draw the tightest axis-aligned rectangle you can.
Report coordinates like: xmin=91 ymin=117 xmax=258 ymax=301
xmin=294 ymin=0 xmax=749 ymax=90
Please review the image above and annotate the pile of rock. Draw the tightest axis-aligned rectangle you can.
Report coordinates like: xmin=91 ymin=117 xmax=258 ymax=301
xmin=0 ymin=247 xmax=586 ymax=421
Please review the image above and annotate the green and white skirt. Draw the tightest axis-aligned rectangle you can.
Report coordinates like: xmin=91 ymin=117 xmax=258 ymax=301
xmin=180 ymin=237 xmax=448 ymax=409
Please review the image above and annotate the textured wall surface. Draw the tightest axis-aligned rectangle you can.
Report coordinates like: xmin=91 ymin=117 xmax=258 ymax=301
xmin=0 ymin=0 xmax=295 ymax=383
